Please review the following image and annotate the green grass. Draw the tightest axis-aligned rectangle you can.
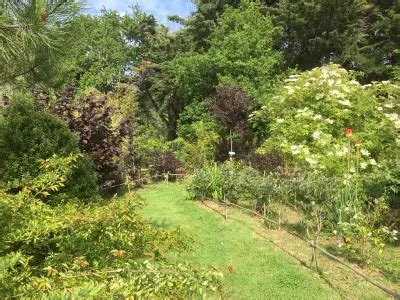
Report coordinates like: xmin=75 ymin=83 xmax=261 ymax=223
xmin=139 ymin=183 xmax=339 ymax=300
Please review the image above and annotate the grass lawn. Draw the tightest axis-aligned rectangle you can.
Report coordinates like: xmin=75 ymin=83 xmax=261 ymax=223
xmin=139 ymin=183 xmax=340 ymax=299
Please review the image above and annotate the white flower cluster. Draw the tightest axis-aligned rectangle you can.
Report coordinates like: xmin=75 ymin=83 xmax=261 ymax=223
xmin=295 ymin=107 xmax=314 ymax=118
xmin=384 ymin=113 xmax=400 ymax=129
xmin=337 ymin=99 xmax=351 ymax=107
xmin=382 ymin=227 xmax=398 ymax=241
xmin=290 ymin=144 xmax=308 ymax=156
xmin=285 ymin=74 xmax=299 ymax=83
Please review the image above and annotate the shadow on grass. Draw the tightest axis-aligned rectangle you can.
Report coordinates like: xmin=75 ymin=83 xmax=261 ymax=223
xmin=149 ymin=218 xmax=172 ymax=229
xmin=283 ymin=221 xmax=307 ymax=236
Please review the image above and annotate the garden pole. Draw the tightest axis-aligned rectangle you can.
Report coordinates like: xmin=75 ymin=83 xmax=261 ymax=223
xmin=127 ymin=176 xmax=131 ymax=193
xmin=224 ymin=195 xmax=228 ymax=221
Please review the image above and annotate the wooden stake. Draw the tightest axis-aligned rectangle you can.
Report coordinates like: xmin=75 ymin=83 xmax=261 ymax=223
xmin=224 ymin=195 xmax=228 ymax=221
xmin=126 ymin=176 xmax=131 ymax=194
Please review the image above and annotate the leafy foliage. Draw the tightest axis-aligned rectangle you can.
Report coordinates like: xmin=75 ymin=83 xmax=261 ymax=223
xmin=270 ymin=0 xmax=400 ymax=80
xmin=209 ymin=85 xmax=255 ymax=132
xmin=207 ymin=1 xmax=282 ymax=98
xmin=0 ymin=157 xmax=222 ymax=298
xmin=52 ymin=86 xmax=129 ymax=187
xmin=48 ymin=10 xmax=138 ymax=92
xmin=255 ymin=64 xmax=400 ymax=177
xmin=337 ymin=198 xmax=398 ymax=263
xmin=0 ymin=93 xmax=96 ymax=198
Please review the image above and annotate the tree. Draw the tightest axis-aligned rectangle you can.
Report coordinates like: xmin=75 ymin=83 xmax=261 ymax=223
xmin=136 ymin=1 xmax=282 ymax=141
xmin=0 ymin=0 xmax=81 ymax=84
xmin=45 ymin=10 xmax=138 ymax=92
xmin=209 ymin=85 xmax=256 ymax=159
xmin=270 ymin=0 xmax=400 ymax=81
xmin=178 ymin=0 xmax=241 ymax=50
xmin=207 ymin=0 xmax=282 ymax=98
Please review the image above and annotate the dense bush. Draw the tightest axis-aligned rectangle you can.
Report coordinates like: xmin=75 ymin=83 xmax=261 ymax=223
xmin=187 ymin=161 xmax=298 ymax=206
xmin=253 ymin=65 xmax=400 ymax=203
xmin=176 ymin=120 xmax=220 ymax=170
xmin=149 ymin=151 xmax=182 ymax=177
xmin=337 ymin=198 xmax=397 ymax=263
xmin=0 ymin=156 xmax=222 ymax=298
xmin=245 ymin=150 xmax=285 ymax=173
xmin=187 ymin=162 xmax=258 ymax=203
xmin=0 ymin=93 xmax=97 ymax=199
xmin=52 ymin=86 xmax=131 ymax=187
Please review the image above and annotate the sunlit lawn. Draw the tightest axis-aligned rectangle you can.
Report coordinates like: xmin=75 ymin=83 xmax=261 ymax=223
xmin=139 ymin=183 xmax=339 ymax=300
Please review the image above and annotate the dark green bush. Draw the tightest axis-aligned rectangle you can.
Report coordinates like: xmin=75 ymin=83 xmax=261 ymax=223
xmin=0 ymin=93 xmax=97 ymax=199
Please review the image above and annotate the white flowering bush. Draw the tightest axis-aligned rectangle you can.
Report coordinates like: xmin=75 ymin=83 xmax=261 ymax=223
xmin=252 ymin=65 xmax=400 ymax=262
xmin=253 ymin=64 xmax=400 ymax=177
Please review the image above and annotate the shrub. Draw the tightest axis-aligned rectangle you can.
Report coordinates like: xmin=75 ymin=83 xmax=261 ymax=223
xmin=0 ymin=156 xmax=222 ymax=298
xmin=52 ymin=86 xmax=130 ymax=187
xmin=0 ymin=93 xmax=97 ymax=199
xmin=149 ymin=151 xmax=182 ymax=177
xmin=254 ymin=64 xmax=400 ymax=178
xmin=187 ymin=164 xmax=224 ymax=201
xmin=176 ymin=120 xmax=220 ymax=170
xmin=187 ymin=161 xmax=260 ymax=203
xmin=245 ymin=150 xmax=285 ymax=173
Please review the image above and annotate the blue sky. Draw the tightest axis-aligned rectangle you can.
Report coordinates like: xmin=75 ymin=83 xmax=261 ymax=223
xmin=86 ymin=0 xmax=196 ymax=28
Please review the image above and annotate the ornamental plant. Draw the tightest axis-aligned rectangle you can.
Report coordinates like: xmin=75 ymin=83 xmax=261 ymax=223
xmin=52 ymin=86 xmax=129 ymax=187
xmin=0 ymin=157 xmax=222 ymax=298
xmin=253 ymin=64 xmax=400 ymax=177
xmin=0 ymin=93 xmax=97 ymax=199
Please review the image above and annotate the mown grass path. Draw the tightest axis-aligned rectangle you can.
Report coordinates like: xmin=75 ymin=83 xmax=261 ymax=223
xmin=140 ymin=183 xmax=340 ymax=300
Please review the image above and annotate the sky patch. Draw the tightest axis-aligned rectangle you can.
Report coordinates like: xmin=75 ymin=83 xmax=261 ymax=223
xmin=86 ymin=0 xmax=196 ymax=28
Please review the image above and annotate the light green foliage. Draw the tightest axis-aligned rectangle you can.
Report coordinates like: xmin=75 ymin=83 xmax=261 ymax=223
xmin=24 ymin=154 xmax=83 ymax=199
xmin=255 ymin=64 xmax=400 ymax=176
xmin=0 ymin=165 xmax=222 ymax=298
xmin=176 ymin=120 xmax=220 ymax=170
xmin=168 ymin=0 xmax=282 ymax=102
xmin=175 ymin=101 xmax=221 ymax=170
xmin=50 ymin=11 xmax=137 ymax=92
xmin=208 ymin=0 xmax=282 ymax=98
xmin=187 ymin=163 xmax=224 ymax=201
xmin=0 ymin=93 xmax=97 ymax=199
xmin=108 ymin=84 xmax=138 ymax=177
xmin=188 ymin=161 xmax=260 ymax=203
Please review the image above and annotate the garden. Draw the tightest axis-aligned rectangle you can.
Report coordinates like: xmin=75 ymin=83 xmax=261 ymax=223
xmin=1 ymin=0 xmax=399 ymax=299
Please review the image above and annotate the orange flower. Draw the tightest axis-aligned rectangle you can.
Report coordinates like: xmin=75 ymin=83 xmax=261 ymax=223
xmin=345 ymin=128 xmax=353 ymax=137
xmin=355 ymin=140 xmax=362 ymax=147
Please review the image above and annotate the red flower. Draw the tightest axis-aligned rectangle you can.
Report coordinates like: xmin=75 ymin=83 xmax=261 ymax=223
xmin=345 ymin=128 xmax=353 ymax=137
xmin=355 ymin=140 xmax=362 ymax=147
